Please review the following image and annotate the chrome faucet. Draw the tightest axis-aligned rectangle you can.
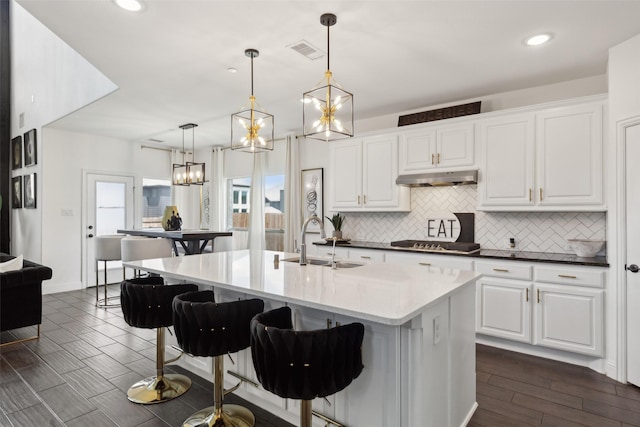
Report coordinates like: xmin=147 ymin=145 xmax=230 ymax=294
xmin=299 ymin=214 xmax=326 ymax=265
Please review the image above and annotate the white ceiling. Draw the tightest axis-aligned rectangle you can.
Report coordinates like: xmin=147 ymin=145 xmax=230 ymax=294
xmin=16 ymin=0 xmax=640 ymax=149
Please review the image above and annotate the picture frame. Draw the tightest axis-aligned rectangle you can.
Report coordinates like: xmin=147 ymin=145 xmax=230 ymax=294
xmin=11 ymin=136 xmax=22 ymax=170
xmin=301 ymin=168 xmax=323 ymax=233
xmin=12 ymin=176 xmax=22 ymax=209
xmin=24 ymin=173 xmax=37 ymax=209
xmin=24 ymin=129 xmax=37 ymax=167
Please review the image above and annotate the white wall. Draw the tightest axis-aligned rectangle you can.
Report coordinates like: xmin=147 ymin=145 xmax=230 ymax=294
xmin=42 ymin=128 xmax=172 ymax=293
xmin=10 ymin=0 xmax=117 ymax=261
xmin=607 ymin=32 xmax=640 ymax=381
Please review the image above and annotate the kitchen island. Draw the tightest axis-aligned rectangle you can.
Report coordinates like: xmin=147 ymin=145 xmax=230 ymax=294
xmin=124 ymin=250 xmax=481 ymax=427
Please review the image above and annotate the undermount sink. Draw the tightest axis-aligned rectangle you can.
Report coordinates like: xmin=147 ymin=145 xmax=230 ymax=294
xmin=281 ymin=257 xmax=363 ymax=269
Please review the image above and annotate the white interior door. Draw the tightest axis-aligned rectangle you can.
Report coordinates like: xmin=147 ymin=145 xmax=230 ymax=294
xmin=626 ymin=124 xmax=640 ymax=386
xmin=84 ymin=173 xmax=134 ymax=287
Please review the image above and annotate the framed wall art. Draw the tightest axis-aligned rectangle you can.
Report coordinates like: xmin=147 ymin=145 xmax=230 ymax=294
xmin=24 ymin=173 xmax=37 ymax=209
xmin=301 ymin=168 xmax=323 ymax=233
xmin=24 ymin=129 xmax=37 ymax=167
xmin=11 ymin=136 xmax=22 ymax=170
xmin=12 ymin=176 xmax=22 ymax=208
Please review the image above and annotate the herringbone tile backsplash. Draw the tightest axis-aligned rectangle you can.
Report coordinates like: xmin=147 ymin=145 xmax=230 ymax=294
xmin=341 ymin=185 xmax=606 ymax=254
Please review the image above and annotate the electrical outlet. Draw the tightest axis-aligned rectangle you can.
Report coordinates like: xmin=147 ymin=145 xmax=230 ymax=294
xmin=433 ymin=315 xmax=441 ymax=345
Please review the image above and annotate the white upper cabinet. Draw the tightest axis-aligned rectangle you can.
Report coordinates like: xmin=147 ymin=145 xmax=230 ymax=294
xmin=536 ymin=102 xmax=604 ymax=208
xmin=398 ymin=123 xmax=474 ymax=173
xmin=329 ymin=134 xmax=410 ymax=212
xmin=477 ymin=113 xmax=536 ymax=208
xmin=477 ymin=98 xmax=605 ymax=211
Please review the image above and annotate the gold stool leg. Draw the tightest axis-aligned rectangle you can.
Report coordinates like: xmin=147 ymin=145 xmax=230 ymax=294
xmin=127 ymin=327 xmax=191 ymax=404
xmin=300 ymin=400 xmax=313 ymax=427
xmin=182 ymin=356 xmax=255 ymax=427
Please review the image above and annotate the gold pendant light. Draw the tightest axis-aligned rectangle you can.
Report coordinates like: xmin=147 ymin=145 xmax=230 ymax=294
xmin=231 ymin=49 xmax=274 ymax=152
xmin=303 ymin=13 xmax=354 ymax=142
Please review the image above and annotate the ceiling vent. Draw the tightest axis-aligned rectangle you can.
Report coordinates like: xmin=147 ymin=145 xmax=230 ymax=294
xmin=288 ymin=40 xmax=324 ymax=60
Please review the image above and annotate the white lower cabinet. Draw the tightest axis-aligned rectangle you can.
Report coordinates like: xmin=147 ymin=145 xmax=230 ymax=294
xmin=476 ymin=278 xmax=532 ymax=343
xmin=475 ymin=260 xmax=605 ymax=357
xmin=534 ymin=284 xmax=603 ymax=356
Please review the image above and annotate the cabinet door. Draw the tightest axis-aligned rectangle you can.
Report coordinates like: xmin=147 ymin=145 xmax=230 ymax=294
xmin=476 ymin=278 xmax=532 ymax=343
xmin=362 ymin=134 xmax=401 ymax=208
xmin=534 ymin=284 xmax=603 ymax=356
xmin=477 ymin=114 xmax=535 ymax=208
xmin=536 ymin=103 xmax=603 ymax=208
xmin=398 ymin=127 xmax=437 ymax=173
xmin=330 ymin=140 xmax=362 ymax=209
xmin=333 ymin=316 xmax=400 ymax=426
xmin=436 ymin=124 xmax=474 ymax=168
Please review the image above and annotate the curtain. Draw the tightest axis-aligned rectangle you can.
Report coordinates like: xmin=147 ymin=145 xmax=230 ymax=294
xmin=283 ymin=135 xmax=301 ymax=252
xmin=209 ymin=147 xmax=225 ymax=231
xmin=248 ymin=153 xmax=266 ymax=250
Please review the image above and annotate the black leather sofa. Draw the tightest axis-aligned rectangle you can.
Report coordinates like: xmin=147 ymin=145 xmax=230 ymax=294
xmin=0 ymin=253 xmax=53 ymax=345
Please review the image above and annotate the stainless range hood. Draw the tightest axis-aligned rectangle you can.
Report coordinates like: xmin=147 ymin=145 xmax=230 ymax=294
xmin=395 ymin=170 xmax=478 ymax=187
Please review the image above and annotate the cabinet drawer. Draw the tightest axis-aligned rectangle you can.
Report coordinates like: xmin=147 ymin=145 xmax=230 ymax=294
xmin=476 ymin=262 xmax=532 ymax=280
xmin=535 ymin=266 xmax=605 ymax=288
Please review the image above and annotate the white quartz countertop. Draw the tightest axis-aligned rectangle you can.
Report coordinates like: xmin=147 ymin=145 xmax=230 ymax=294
xmin=124 ymin=250 xmax=480 ymax=325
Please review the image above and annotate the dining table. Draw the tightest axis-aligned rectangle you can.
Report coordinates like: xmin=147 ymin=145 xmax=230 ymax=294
xmin=116 ymin=228 xmax=233 ymax=255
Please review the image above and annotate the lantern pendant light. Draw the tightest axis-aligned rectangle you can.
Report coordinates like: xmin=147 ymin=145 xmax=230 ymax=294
xmin=172 ymin=125 xmax=189 ymax=186
xmin=302 ymin=13 xmax=354 ymax=142
xmin=231 ymin=49 xmax=274 ymax=152
xmin=183 ymin=123 xmax=205 ymax=185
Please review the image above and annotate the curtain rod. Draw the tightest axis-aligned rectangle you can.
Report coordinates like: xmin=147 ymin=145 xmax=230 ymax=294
xmin=142 ymin=135 xmax=302 ymax=153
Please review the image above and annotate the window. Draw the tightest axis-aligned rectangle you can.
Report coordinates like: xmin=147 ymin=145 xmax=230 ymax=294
xmin=226 ymin=175 xmax=285 ymax=250
xmin=142 ymin=178 xmax=171 ymax=228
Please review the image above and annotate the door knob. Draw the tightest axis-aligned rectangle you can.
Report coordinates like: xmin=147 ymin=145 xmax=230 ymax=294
xmin=626 ymin=264 xmax=639 ymax=273
xmin=88 ymin=225 xmax=94 ymax=230
xmin=88 ymin=234 xmax=94 ymax=238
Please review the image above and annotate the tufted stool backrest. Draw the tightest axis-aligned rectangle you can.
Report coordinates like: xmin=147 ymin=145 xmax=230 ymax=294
xmin=120 ymin=277 xmax=198 ymax=329
xmin=172 ymin=291 xmax=264 ymax=358
xmin=250 ymin=306 xmax=365 ymax=400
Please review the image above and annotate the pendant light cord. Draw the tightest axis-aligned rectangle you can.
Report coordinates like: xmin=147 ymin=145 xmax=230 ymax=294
xmin=250 ymin=53 xmax=254 ymax=96
xmin=326 ymin=23 xmax=330 ymax=71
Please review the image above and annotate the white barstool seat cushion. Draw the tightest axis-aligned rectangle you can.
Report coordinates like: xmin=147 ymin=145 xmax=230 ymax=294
xmin=96 ymin=235 xmax=125 ymax=261
xmin=121 ymin=237 xmax=173 ymax=262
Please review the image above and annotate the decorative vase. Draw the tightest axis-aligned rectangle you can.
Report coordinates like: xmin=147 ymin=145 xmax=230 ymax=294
xmin=332 ymin=230 xmax=342 ymax=240
xmin=162 ymin=206 xmax=182 ymax=231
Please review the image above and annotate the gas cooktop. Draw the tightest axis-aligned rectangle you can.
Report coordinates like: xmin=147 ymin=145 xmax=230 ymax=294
xmin=390 ymin=240 xmax=480 ymax=255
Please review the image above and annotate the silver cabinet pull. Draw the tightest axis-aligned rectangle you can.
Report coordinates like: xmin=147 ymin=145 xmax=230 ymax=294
xmin=493 ymin=268 xmax=509 ymax=273
xmin=558 ymin=274 xmax=577 ymax=279
xmin=418 ymin=262 xmax=431 ymax=266
xmin=360 ymin=256 xmax=371 ymax=259
xmin=526 ymin=288 xmax=529 ymax=302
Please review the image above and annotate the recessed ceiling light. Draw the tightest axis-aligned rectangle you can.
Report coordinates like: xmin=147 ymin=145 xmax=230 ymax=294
xmin=114 ymin=0 xmax=144 ymax=12
xmin=525 ymin=33 xmax=552 ymax=46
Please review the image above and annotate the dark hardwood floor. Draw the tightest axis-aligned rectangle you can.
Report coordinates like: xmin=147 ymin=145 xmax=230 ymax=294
xmin=1 ymin=285 xmax=640 ymax=426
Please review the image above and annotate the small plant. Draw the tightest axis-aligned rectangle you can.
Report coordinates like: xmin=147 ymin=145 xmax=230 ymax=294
xmin=326 ymin=212 xmax=345 ymax=231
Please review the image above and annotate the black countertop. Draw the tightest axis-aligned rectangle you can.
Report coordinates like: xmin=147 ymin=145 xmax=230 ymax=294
xmin=313 ymin=240 xmax=609 ymax=267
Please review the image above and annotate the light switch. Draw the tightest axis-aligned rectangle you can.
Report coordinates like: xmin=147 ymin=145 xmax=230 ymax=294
xmin=61 ymin=209 xmax=74 ymax=216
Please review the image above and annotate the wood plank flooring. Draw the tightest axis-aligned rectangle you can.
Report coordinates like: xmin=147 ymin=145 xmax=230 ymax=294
xmin=1 ymin=285 xmax=640 ymax=426
xmin=470 ymin=344 xmax=640 ymax=427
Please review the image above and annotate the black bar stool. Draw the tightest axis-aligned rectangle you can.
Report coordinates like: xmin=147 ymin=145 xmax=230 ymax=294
xmin=173 ymin=291 xmax=264 ymax=427
xmin=120 ymin=277 xmax=198 ymax=404
xmin=250 ymin=306 xmax=364 ymax=427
